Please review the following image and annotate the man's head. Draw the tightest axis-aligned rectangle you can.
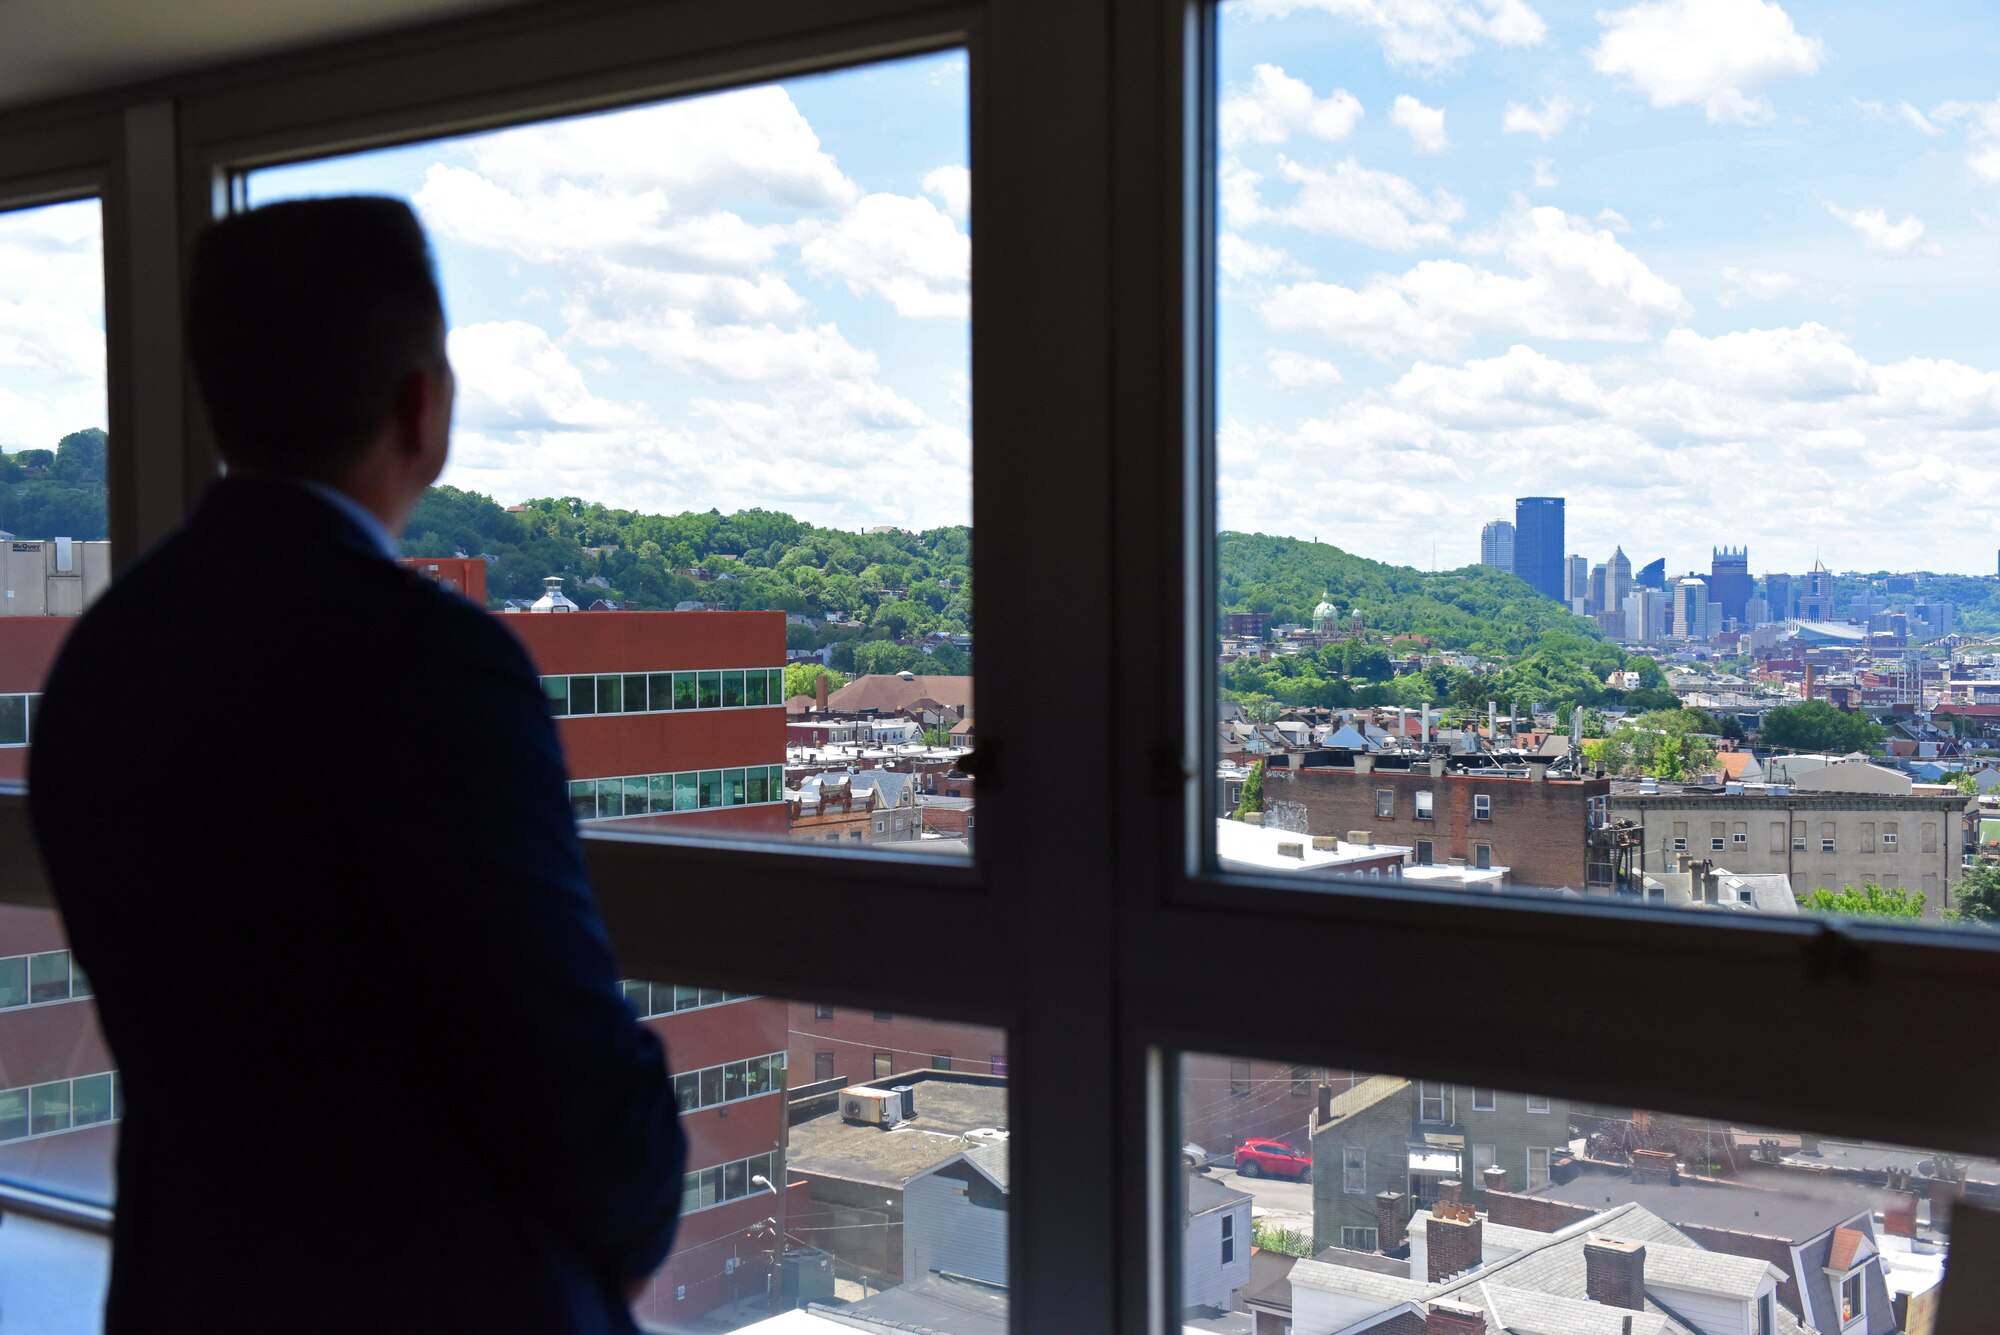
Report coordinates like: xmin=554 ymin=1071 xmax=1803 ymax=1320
xmin=188 ymin=197 xmax=453 ymax=518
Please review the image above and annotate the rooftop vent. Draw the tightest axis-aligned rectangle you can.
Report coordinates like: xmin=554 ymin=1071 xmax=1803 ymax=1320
xmin=530 ymin=576 xmax=579 ymax=613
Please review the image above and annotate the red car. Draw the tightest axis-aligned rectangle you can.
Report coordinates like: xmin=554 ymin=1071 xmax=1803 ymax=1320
xmin=1233 ymin=1138 xmax=1311 ymax=1180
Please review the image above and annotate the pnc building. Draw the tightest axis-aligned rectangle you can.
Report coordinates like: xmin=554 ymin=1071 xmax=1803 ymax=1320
xmin=1513 ymin=497 xmax=1566 ymax=602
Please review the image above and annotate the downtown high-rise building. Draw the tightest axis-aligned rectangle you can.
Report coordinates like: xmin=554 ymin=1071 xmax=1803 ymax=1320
xmin=1609 ymin=547 xmax=1632 ymax=613
xmin=1514 ymin=497 xmax=1565 ymax=601
xmin=1709 ymin=546 xmax=1751 ymax=626
xmin=1764 ymin=573 xmax=1793 ymax=623
xmin=1479 ymin=519 xmax=1515 ymax=574
xmin=1671 ymin=575 xmax=1712 ymax=642
xmin=1636 ymin=557 xmax=1666 ymax=590
xmin=1564 ymin=555 xmax=1589 ymax=608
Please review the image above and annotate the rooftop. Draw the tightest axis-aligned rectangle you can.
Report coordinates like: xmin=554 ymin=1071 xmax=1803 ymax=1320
xmin=1522 ymin=1163 xmax=1889 ymax=1243
xmin=788 ymin=1077 xmax=1008 ymax=1190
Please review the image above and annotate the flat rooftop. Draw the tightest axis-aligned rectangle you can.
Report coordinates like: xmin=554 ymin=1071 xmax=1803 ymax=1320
xmin=788 ymin=1077 xmax=1008 ymax=1189
xmin=1525 ymin=1164 xmax=1893 ymax=1241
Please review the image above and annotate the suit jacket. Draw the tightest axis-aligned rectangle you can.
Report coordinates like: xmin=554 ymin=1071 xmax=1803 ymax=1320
xmin=29 ymin=477 xmax=684 ymax=1333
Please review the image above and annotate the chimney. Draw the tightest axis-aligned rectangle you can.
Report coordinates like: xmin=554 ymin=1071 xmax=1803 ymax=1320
xmin=1426 ymin=1299 xmax=1487 ymax=1335
xmin=1317 ymin=1084 xmax=1334 ymax=1123
xmin=1584 ymin=1237 xmax=1646 ymax=1310
xmin=1437 ymin=1179 xmax=1463 ymax=1207
xmin=1422 ymin=703 xmax=1432 ymax=745
xmin=1376 ymin=1191 xmax=1408 ymax=1252
xmin=1885 ymin=1190 xmax=1919 ymax=1239
xmin=1487 ymin=700 xmax=1497 ymax=745
xmin=1630 ymin=1149 xmax=1676 ymax=1184
xmin=1481 ymin=1164 xmax=1508 ymax=1195
xmin=1355 ymin=754 xmax=1375 ymax=775
xmin=815 ymin=673 xmax=830 ymax=710
xmin=1347 ymin=830 xmax=1373 ymax=846
xmin=1529 ymin=762 xmax=1548 ymax=783
xmin=1427 ymin=1202 xmax=1482 ymax=1282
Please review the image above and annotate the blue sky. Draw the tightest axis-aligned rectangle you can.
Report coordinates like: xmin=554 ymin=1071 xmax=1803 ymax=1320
xmin=1218 ymin=0 xmax=2000 ymax=577
xmin=251 ymin=51 xmax=971 ymax=534
xmin=8 ymin=7 xmax=2000 ymax=576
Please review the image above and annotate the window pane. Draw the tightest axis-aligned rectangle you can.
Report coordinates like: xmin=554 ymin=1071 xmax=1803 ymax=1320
xmin=623 ymin=775 xmax=648 ymax=816
xmin=699 ymin=770 xmax=721 ymax=809
xmin=27 ymin=952 xmax=69 ymax=1004
xmin=725 ymin=768 xmax=746 ymax=807
xmin=0 ymin=956 xmax=24 ymax=1009
xmin=648 ymin=774 xmax=673 ymax=815
xmin=1210 ymin=4 xmax=1993 ymax=927
xmin=595 ymin=778 xmax=621 ymax=818
xmin=674 ymin=772 xmax=699 ymax=812
xmin=0 ymin=696 xmax=24 ymax=746
xmin=746 ymin=768 xmax=769 ymax=805
xmin=1184 ymin=1050 xmax=1957 ymax=1324
xmin=246 ymin=59 xmax=973 ymax=862
xmin=70 ymin=1073 xmax=113 ymax=1127
xmin=541 ymin=677 xmax=568 ymax=715
xmin=28 ymin=1082 xmax=70 ymax=1136
xmin=568 ymin=780 xmax=595 ymax=822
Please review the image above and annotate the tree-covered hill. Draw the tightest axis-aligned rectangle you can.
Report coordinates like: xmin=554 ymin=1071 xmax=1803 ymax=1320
xmin=0 ymin=429 xmax=107 ymax=540
xmin=1217 ymin=530 xmax=1598 ymax=657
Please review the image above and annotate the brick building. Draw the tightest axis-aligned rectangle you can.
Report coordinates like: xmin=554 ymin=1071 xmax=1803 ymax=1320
xmin=1262 ymin=752 xmax=1610 ymax=892
xmin=791 ymin=1003 xmax=1007 ymax=1085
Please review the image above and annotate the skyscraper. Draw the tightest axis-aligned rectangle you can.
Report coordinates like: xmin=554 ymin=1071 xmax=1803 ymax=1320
xmin=1480 ymin=519 xmax=1515 ymax=573
xmin=1637 ymin=557 xmax=1666 ymax=590
xmin=1609 ymin=547 xmax=1632 ymax=613
xmin=1564 ymin=554 xmax=1589 ymax=607
xmin=1764 ymin=573 xmax=1793 ymax=623
xmin=1797 ymin=560 xmax=1836 ymax=621
xmin=1514 ymin=497 xmax=1565 ymax=601
xmin=1672 ymin=576 xmax=1710 ymax=642
xmin=1710 ymin=546 xmax=1751 ymax=626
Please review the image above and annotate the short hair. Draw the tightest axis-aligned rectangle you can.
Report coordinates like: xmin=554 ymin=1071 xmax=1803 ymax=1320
xmin=188 ymin=197 xmax=446 ymax=478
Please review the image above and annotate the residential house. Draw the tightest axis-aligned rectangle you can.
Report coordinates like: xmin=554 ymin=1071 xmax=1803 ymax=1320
xmin=903 ymin=1145 xmax=1008 ymax=1286
xmin=1185 ymin=1172 xmax=1254 ymax=1313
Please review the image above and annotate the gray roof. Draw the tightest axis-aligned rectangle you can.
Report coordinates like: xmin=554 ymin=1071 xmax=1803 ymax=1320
xmin=1642 ymin=1243 xmax=1782 ymax=1300
xmin=816 ymin=1272 xmax=1008 ymax=1335
xmin=1186 ymin=1172 xmax=1253 ymax=1217
xmin=1478 ymin=1285 xmax=1676 ymax=1335
xmin=1529 ymin=1163 xmax=1893 ymax=1243
xmin=963 ymin=1142 xmax=1010 ymax=1191
xmin=788 ymin=1078 xmax=1008 ymax=1189
xmin=1316 ymin=1075 xmax=1411 ymax=1129
xmin=1287 ymin=1258 xmax=1431 ymax=1305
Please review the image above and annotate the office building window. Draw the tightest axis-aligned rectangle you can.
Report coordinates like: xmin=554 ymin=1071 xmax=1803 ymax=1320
xmin=932 ymin=1054 xmax=952 ymax=1071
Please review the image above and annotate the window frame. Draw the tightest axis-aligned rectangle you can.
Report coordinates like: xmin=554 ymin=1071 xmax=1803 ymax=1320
xmin=0 ymin=5 xmax=1996 ymax=1335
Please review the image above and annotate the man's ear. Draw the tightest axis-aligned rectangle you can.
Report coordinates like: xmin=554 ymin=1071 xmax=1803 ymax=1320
xmin=389 ymin=364 xmax=439 ymax=460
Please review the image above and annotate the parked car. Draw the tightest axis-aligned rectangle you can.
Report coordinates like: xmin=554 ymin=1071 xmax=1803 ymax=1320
xmin=1182 ymin=1141 xmax=1212 ymax=1171
xmin=1233 ymin=1138 xmax=1311 ymax=1180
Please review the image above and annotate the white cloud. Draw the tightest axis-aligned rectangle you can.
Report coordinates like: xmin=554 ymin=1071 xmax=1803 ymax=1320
xmin=1531 ymin=158 xmax=1560 ymax=188
xmin=1236 ymin=0 xmax=1547 ymax=73
xmin=1718 ymin=266 xmax=1798 ymax=306
xmin=1265 ymin=349 xmax=1345 ymax=388
xmin=1221 ymin=65 xmax=1365 ymax=148
xmin=1218 ymin=324 xmax=2000 ymax=571
xmin=1595 ymin=208 xmax=1633 ymax=233
xmin=1931 ymin=95 xmax=2000 ymax=183
xmin=1220 ymin=233 xmax=1303 ymax=280
xmin=1503 ymin=95 xmax=1580 ymax=139
xmin=1260 ymin=205 xmax=1689 ymax=356
xmin=571 ymin=309 xmax=880 ymax=383
xmin=799 ymin=192 xmax=971 ymax=319
xmin=1268 ymin=156 xmax=1465 ymax=251
xmin=1897 ymin=101 xmax=1942 ymax=136
xmin=922 ymin=165 xmax=970 ymax=220
xmin=448 ymin=321 xmax=641 ymax=432
xmin=0 ymin=200 xmax=106 ymax=455
xmin=1823 ymin=200 xmax=1930 ymax=254
xmin=1589 ymin=0 xmax=1823 ymax=125
xmin=1392 ymin=95 xmax=1450 ymax=154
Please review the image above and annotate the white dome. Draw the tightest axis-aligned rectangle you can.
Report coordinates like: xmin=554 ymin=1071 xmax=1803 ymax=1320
xmin=530 ymin=575 xmax=579 ymax=613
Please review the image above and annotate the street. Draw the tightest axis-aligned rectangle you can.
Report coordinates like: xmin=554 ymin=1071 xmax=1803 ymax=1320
xmin=1206 ymin=1164 xmax=1314 ymax=1240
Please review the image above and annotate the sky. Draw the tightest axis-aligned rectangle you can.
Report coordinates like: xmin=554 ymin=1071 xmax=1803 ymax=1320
xmin=249 ymin=52 xmax=972 ymax=534
xmin=1218 ymin=0 xmax=2000 ymax=577
xmin=7 ymin=9 xmax=2000 ymax=573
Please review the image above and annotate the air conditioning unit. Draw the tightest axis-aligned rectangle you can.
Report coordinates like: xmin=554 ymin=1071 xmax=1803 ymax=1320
xmin=840 ymin=1086 xmax=907 ymax=1127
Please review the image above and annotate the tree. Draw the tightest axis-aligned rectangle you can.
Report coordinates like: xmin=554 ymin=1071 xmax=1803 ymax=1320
xmin=783 ymin=664 xmax=849 ymax=701
xmin=1760 ymin=700 xmax=1885 ymax=755
xmin=1800 ymin=882 xmax=1926 ymax=919
xmin=1231 ymin=760 xmax=1265 ymax=820
xmin=1946 ymin=865 xmax=2000 ymax=925
xmin=1586 ymin=712 xmax=1717 ymax=782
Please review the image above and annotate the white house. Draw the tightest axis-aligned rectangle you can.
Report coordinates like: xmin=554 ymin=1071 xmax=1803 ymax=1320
xmin=1183 ymin=1173 xmax=1253 ymax=1311
xmin=903 ymin=1144 xmax=1009 ymax=1286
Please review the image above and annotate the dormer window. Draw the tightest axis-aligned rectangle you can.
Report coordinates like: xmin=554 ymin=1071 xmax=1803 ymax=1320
xmin=1841 ymin=1269 xmax=1865 ymax=1325
xmin=1758 ymin=1292 xmax=1776 ymax=1335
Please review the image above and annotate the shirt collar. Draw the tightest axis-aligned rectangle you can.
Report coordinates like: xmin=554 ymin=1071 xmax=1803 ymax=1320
xmin=294 ymin=480 xmax=399 ymax=561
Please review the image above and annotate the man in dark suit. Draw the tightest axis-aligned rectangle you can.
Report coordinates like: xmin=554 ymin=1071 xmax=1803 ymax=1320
xmin=29 ymin=198 xmax=684 ymax=1333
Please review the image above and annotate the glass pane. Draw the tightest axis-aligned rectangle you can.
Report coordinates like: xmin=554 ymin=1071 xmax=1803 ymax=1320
xmin=1182 ymin=1051 xmax=1957 ymax=1334
xmin=595 ymin=778 xmax=622 ymax=818
xmin=0 ymin=696 xmax=24 ymax=746
xmin=0 ymin=956 xmax=24 ymax=1009
xmin=725 ymin=768 xmax=746 ymax=807
xmin=699 ymin=770 xmax=721 ymax=809
xmin=247 ymin=58 xmax=974 ymax=859
xmin=0 ymin=1088 xmax=25 ymax=1142
xmin=568 ymin=780 xmax=595 ymax=822
xmin=1211 ymin=1 xmax=1998 ymax=926
xmin=623 ymin=775 xmax=648 ymax=815
xmin=649 ymin=773 xmax=673 ymax=814
xmin=70 ymin=1074 xmax=113 ymax=1127
xmin=28 ymin=1082 xmax=71 ymax=1136
xmin=28 ymin=952 xmax=69 ymax=1004
xmin=747 ymin=768 xmax=769 ymax=805
xmin=541 ymin=676 xmax=568 ymax=715
xmin=674 ymin=772 xmax=699 ymax=812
